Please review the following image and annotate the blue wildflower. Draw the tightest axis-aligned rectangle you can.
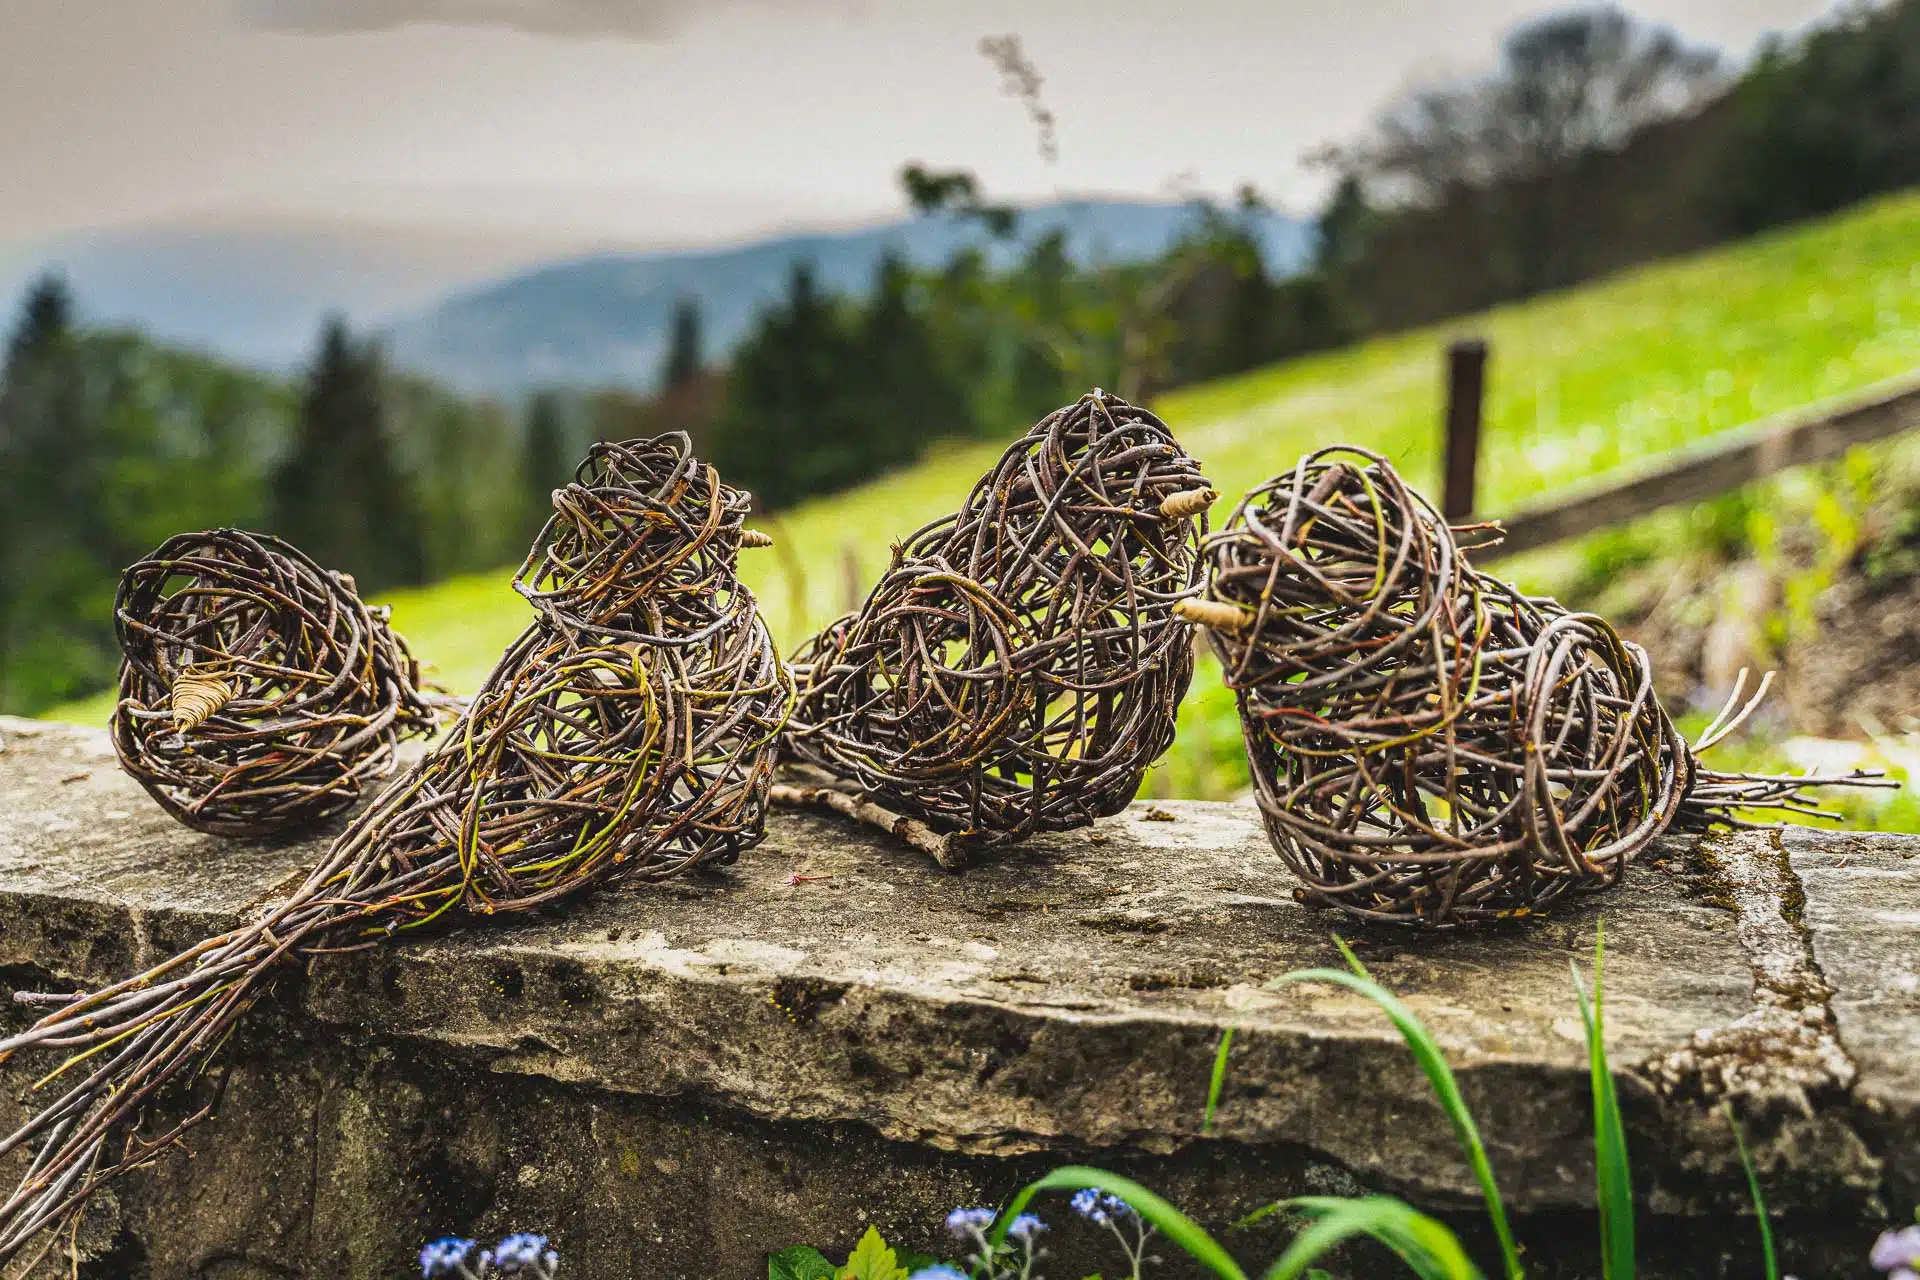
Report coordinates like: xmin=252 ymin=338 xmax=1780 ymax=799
xmin=1070 ymin=1188 xmax=1110 ymax=1225
xmin=945 ymin=1207 xmax=996 ymax=1239
xmin=419 ymin=1237 xmax=477 ymax=1278
xmin=908 ymin=1268 xmax=970 ymax=1280
xmin=1071 ymin=1188 xmax=1141 ymax=1228
xmin=490 ymin=1233 xmax=559 ymax=1275
xmin=1072 ymin=1188 xmax=1156 ymax=1279
xmin=1008 ymin=1214 xmax=1046 ymax=1242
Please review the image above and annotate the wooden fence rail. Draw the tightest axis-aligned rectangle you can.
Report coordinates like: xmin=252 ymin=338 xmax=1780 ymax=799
xmin=1480 ymin=367 xmax=1920 ymax=561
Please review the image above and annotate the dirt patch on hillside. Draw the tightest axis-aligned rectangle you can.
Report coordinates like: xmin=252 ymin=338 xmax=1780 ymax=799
xmin=1590 ymin=530 xmax=1920 ymax=741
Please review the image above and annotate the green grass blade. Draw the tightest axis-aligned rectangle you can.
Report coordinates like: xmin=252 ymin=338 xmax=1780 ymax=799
xmin=1332 ymin=935 xmax=1373 ymax=981
xmin=1725 ymin=1104 xmax=1778 ymax=1280
xmin=1571 ymin=922 xmax=1634 ymax=1280
xmin=1239 ymin=1195 xmax=1458 ymax=1279
xmin=1254 ymin=1195 xmax=1483 ymax=1280
xmin=990 ymin=1166 xmax=1250 ymax=1280
xmin=1204 ymin=1024 xmax=1237 ymax=1134
xmin=1271 ymin=958 xmax=1523 ymax=1280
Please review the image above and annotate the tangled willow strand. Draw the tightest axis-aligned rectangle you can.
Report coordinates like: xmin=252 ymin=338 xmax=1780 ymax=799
xmin=110 ymin=530 xmax=438 ymax=835
xmin=779 ymin=391 xmax=1214 ymax=865
xmin=1178 ymin=445 xmax=1887 ymax=928
xmin=0 ymin=434 xmax=788 ymax=1265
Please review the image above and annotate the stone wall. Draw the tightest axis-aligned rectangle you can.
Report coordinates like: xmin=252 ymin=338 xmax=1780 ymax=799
xmin=0 ymin=716 xmax=1914 ymax=1279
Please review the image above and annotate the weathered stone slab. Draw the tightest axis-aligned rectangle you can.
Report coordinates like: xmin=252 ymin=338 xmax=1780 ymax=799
xmin=0 ymin=716 xmax=1912 ymax=1279
xmin=1789 ymin=827 xmax=1920 ymax=1213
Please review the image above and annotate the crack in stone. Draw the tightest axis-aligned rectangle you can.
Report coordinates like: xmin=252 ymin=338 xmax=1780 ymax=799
xmin=1785 ymin=828 xmax=1920 ymax=1222
xmin=1642 ymin=830 xmax=1857 ymax=1106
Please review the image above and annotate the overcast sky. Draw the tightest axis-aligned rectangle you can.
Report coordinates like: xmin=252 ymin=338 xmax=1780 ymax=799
xmin=0 ymin=0 xmax=1848 ymax=254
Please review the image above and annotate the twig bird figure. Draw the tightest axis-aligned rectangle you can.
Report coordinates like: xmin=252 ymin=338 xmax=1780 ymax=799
xmin=1177 ymin=445 xmax=1888 ymax=928
xmin=777 ymin=391 xmax=1215 ymax=866
xmin=110 ymin=529 xmax=439 ymax=835
xmin=0 ymin=435 xmax=788 ymax=1266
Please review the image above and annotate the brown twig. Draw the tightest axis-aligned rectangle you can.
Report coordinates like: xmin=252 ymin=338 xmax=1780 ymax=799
xmin=770 ymin=782 xmax=974 ymax=869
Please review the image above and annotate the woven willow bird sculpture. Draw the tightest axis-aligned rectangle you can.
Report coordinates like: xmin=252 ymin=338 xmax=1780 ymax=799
xmin=0 ymin=434 xmax=788 ymax=1266
xmin=777 ymin=390 xmax=1215 ymax=866
xmin=1176 ymin=445 xmax=1886 ymax=928
xmin=110 ymin=529 xmax=439 ymax=835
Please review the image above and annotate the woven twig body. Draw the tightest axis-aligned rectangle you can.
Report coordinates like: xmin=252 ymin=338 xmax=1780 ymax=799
xmin=782 ymin=391 xmax=1212 ymax=858
xmin=110 ymin=530 xmax=436 ymax=834
xmin=1185 ymin=446 xmax=1882 ymax=928
xmin=0 ymin=435 xmax=787 ymax=1264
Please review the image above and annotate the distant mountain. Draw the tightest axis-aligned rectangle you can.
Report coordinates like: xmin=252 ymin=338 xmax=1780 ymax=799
xmin=0 ymin=200 xmax=1309 ymax=396
xmin=384 ymin=200 xmax=1312 ymax=398
xmin=0 ymin=217 xmax=603 ymax=373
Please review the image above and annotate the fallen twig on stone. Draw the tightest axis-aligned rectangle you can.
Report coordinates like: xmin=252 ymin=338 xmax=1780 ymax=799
xmin=770 ymin=781 xmax=973 ymax=869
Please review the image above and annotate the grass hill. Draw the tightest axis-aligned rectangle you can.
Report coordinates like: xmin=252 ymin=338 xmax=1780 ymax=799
xmin=47 ymin=191 xmax=1920 ymax=813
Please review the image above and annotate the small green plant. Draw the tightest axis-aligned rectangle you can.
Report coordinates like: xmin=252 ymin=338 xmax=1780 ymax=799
xmin=1573 ymin=923 xmax=1633 ymax=1279
xmin=971 ymin=934 xmax=1531 ymax=1279
xmin=769 ymin=1226 xmax=934 ymax=1280
xmin=979 ymin=926 xmax=1780 ymax=1279
xmin=1203 ymin=1024 xmax=1236 ymax=1135
xmin=1268 ymin=939 xmax=1521 ymax=1278
xmin=1691 ymin=489 xmax=1763 ymax=563
xmin=1863 ymin=504 xmax=1920 ymax=583
xmin=1726 ymin=1105 xmax=1778 ymax=1280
